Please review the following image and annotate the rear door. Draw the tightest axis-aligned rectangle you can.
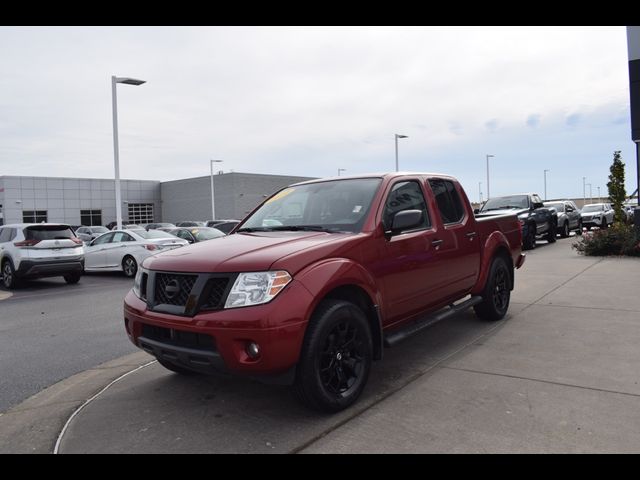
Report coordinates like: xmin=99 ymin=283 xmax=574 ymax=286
xmin=427 ymin=179 xmax=481 ymax=296
xmin=107 ymin=232 xmax=138 ymax=267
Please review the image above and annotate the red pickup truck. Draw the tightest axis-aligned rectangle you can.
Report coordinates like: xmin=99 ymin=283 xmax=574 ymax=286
xmin=124 ymin=173 xmax=525 ymax=412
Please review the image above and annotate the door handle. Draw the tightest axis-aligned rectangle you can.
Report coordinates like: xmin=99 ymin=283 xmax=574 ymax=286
xmin=431 ymin=239 xmax=443 ymax=247
xmin=466 ymin=232 xmax=477 ymax=238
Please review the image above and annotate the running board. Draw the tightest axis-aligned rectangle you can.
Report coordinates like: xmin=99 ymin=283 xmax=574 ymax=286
xmin=383 ymin=296 xmax=484 ymax=347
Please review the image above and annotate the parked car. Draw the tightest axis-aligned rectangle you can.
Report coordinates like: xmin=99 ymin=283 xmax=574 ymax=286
xmin=581 ymin=203 xmax=614 ymax=230
xmin=543 ymin=200 xmax=582 ymax=237
xmin=145 ymin=223 xmax=176 ymax=232
xmin=76 ymin=226 xmax=110 ymax=243
xmin=175 ymin=221 xmax=206 ymax=227
xmin=84 ymin=229 xmax=188 ymax=278
xmin=124 ymin=173 xmax=525 ymax=412
xmin=477 ymin=193 xmax=557 ymax=250
xmin=168 ymin=227 xmax=225 ymax=244
xmin=0 ymin=223 xmax=84 ymax=289
xmin=206 ymin=219 xmax=241 ymax=234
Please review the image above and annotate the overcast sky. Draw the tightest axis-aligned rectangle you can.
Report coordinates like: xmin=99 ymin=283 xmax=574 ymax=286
xmin=0 ymin=26 xmax=636 ymax=200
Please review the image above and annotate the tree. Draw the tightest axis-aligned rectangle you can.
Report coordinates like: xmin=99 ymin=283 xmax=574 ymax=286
xmin=607 ymin=150 xmax=627 ymax=224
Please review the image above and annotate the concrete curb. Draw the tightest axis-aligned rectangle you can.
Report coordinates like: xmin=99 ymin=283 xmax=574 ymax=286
xmin=0 ymin=351 xmax=153 ymax=454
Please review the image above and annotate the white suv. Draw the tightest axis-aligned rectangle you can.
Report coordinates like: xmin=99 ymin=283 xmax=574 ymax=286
xmin=0 ymin=223 xmax=85 ymax=289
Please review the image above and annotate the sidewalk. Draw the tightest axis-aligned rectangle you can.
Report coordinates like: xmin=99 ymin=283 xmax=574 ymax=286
xmin=2 ymin=238 xmax=640 ymax=453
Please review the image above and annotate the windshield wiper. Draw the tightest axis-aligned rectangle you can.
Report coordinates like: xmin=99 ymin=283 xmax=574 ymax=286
xmin=236 ymin=227 xmax=271 ymax=232
xmin=268 ymin=225 xmax=335 ymax=232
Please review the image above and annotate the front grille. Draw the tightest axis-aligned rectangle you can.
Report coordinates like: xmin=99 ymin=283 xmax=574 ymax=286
xmin=141 ymin=323 xmax=216 ymax=351
xmin=201 ymin=277 xmax=230 ymax=310
xmin=155 ymin=273 xmax=197 ymax=306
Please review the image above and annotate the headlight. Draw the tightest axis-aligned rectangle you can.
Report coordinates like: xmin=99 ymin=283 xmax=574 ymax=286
xmin=225 ymin=271 xmax=292 ymax=308
xmin=133 ymin=267 xmax=148 ymax=299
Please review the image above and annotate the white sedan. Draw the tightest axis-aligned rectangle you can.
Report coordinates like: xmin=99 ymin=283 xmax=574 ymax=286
xmin=84 ymin=229 xmax=188 ymax=277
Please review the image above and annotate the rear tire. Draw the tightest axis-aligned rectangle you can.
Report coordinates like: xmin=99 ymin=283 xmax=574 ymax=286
xmin=294 ymin=299 xmax=372 ymax=412
xmin=561 ymin=221 xmax=569 ymax=238
xmin=122 ymin=256 xmax=138 ymax=278
xmin=474 ymin=255 xmax=511 ymax=321
xmin=575 ymin=220 xmax=583 ymax=235
xmin=64 ymin=272 xmax=82 ymax=284
xmin=2 ymin=259 xmax=19 ymax=289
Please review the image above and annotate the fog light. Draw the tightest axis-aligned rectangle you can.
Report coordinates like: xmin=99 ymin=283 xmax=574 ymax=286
xmin=246 ymin=342 xmax=260 ymax=359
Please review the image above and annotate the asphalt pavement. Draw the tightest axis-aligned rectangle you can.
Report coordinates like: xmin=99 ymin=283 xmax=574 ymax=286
xmin=1 ymin=236 xmax=639 ymax=453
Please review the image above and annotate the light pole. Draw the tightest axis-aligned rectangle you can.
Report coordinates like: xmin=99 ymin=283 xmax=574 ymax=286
xmin=583 ymin=176 xmax=586 ymax=207
xmin=338 ymin=168 xmax=346 ymax=176
xmin=586 ymin=183 xmax=592 ymax=204
xmin=544 ymin=169 xmax=550 ymax=200
xmin=210 ymin=159 xmax=224 ymax=220
xmin=112 ymin=76 xmax=145 ymax=230
xmin=486 ymin=154 xmax=494 ymax=199
xmin=394 ymin=134 xmax=408 ymax=172
xmin=478 ymin=182 xmax=483 ymax=203
xmin=597 ymin=186 xmax=601 ymax=201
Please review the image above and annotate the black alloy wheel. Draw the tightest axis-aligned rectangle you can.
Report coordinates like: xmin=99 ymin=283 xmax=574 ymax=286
xmin=2 ymin=260 xmax=18 ymax=289
xmin=561 ymin=221 xmax=570 ymax=238
xmin=474 ymin=255 xmax=511 ymax=321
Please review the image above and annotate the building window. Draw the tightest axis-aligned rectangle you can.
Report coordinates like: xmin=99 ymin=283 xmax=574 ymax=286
xmin=128 ymin=203 xmax=154 ymax=224
xmin=81 ymin=209 xmax=102 ymax=226
xmin=23 ymin=210 xmax=48 ymax=223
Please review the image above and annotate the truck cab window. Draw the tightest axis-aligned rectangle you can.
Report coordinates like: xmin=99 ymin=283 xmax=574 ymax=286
xmin=428 ymin=179 xmax=465 ymax=224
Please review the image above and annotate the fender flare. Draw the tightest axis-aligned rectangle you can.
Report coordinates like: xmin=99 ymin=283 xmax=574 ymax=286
xmin=471 ymin=231 xmax=513 ymax=295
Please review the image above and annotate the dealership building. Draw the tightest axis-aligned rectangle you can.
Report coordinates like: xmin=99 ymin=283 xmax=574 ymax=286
xmin=0 ymin=172 xmax=314 ymax=227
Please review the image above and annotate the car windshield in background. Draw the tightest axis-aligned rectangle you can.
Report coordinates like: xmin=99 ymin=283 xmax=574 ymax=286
xmin=193 ymin=228 xmax=225 ymax=241
xmin=481 ymin=195 xmax=529 ymax=211
xmin=92 ymin=226 xmax=109 ymax=233
xmin=582 ymin=205 xmax=604 ymax=213
xmin=133 ymin=229 xmax=174 ymax=239
xmin=24 ymin=225 xmax=75 ymax=240
xmin=545 ymin=203 xmax=564 ymax=212
xmin=239 ymin=178 xmax=383 ymax=234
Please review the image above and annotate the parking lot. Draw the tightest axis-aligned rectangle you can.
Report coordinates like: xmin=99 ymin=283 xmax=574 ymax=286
xmin=1 ymin=234 xmax=640 ymax=453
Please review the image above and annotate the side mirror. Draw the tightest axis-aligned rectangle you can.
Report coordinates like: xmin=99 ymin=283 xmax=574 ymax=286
xmin=474 ymin=208 xmax=480 ymax=214
xmin=390 ymin=210 xmax=423 ymax=233
xmin=533 ymin=202 xmax=544 ymax=209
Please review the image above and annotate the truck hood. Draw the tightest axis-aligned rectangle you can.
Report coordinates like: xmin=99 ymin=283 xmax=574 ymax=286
xmin=142 ymin=231 xmax=345 ymax=273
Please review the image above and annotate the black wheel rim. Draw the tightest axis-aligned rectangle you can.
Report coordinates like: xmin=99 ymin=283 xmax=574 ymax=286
xmin=319 ymin=320 xmax=365 ymax=398
xmin=564 ymin=224 xmax=569 ymax=236
xmin=3 ymin=263 xmax=11 ymax=287
xmin=492 ymin=267 xmax=509 ymax=312
xmin=124 ymin=258 xmax=136 ymax=276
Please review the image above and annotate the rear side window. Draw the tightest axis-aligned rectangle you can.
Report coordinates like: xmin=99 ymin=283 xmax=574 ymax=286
xmin=0 ymin=228 xmax=13 ymax=242
xmin=428 ymin=179 xmax=465 ymax=224
xmin=24 ymin=225 xmax=75 ymax=241
xmin=382 ymin=181 xmax=431 ymax=231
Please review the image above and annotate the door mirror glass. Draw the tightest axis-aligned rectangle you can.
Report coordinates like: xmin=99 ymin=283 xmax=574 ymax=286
xmin=474 ymin=208 xmax=480 ymax=214
xmin=533 ymin=202 xmax=544 ymax=209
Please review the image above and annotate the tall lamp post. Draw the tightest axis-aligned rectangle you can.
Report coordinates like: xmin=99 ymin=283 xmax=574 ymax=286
xmin=486 ymin=154 xmax=494 ymax=199
xmin=338 ymin=168 xmax=346 ymax=176
xmin=112 ymin=75 xmax=145 ymax=230
xmin=544 ymin=169 xmax=550 ymax=200
xmin=478 ymin=182 xmax=483 ymax=203
xmin=394 ymin=134 xmax=408 ymax=172
xmin=210 ymin=159 xmax=224 ymax=220
xmin=586 ymin=183 xmax=592 ymax=204
xmin=583 ymin=176 xmax=586 ymax=207
xmin=597 ymin=186 xmax=601 ymax=201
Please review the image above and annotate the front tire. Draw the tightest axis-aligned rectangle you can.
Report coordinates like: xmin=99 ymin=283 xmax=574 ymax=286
xmin=2 ymin=259 xmax=19 ymax=289
xmin=546 ymin=220 xmax=557 ymax=243
xmin=522 ymin=224 xmax=536 ymax=250
xmin=474 ymin=256 xmax=512 ymax=321
xmin=122 ymin=256 xmax=138 ymax=278
xmin=294 ymin=299 xmax=372 ymax=412
xmin=64 ymin=272 xmax=82 ymax=284
xmin=561 ymin=221 xmax=570 ymax=238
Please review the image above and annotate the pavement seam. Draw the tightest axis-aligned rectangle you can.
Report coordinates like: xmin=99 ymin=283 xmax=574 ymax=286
xmin=441 ymin=365 xmax=640 ymax=399
xmin=53 ymin=360 xmax=156 ymax=454
xmin=523 ymin=302 xmax=640 ymax=314
xmin=289 ymin=318 xmax=507 ymax=454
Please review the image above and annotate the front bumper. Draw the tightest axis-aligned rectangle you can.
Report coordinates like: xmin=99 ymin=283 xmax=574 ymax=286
xmin=15 ymin=257 xmax=84 ymax=278
xmin=123 ymin=279 xmax=314 ymax=381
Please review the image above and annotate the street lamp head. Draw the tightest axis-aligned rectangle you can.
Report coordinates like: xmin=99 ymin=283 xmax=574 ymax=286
xmin=115 ymin=77 xmax=146 ymax=86
xmin=395 ymin=134 xmax=408 ymax=139
xmin=486 ymin=154 xmax=495 ymax=158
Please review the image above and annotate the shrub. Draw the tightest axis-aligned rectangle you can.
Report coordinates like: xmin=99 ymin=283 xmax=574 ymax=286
xmin=573 ymin=223 xmax=640 ymax=257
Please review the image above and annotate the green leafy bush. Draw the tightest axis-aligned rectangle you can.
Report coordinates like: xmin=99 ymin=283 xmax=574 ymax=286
xmin=573 ymin=223 xmax=640 ymax=257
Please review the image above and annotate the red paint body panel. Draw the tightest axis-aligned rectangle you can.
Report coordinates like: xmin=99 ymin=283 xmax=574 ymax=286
xmin=124 ymin=173 xmax=523 ymax=379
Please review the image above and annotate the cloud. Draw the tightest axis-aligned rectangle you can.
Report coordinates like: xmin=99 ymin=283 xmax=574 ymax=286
xmin=526 ymin=114 xmax=541 ymax=128
xmin=484 ymin=119 xmax=499 ymax=132
xmin=566 ymin=113 xmax=582 ymax=127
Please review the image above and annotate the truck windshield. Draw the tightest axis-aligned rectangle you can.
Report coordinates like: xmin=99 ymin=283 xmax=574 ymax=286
xmin=239 ymin=178 xmax=383 ymax=234
xmin=481 ymin=195 xmax=529 ymax=211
